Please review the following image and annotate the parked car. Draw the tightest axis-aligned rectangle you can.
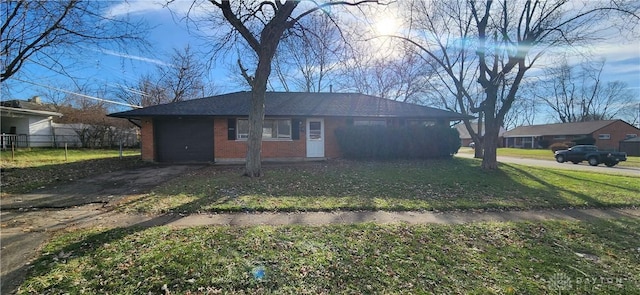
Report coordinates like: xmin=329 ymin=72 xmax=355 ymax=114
xmin=554 ymin=145 xmax=627 ymax=167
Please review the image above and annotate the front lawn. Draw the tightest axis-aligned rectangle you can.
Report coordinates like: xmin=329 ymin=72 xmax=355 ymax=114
xmin=1 ymin=148 xmax=146 ymax=195
xmin=116 ymin=159 xmax=640 ymax=214
xmin=0 ymin=148 xmax=140 ymax=168
xmin=19 ymin=218 xmax=640 ymax=294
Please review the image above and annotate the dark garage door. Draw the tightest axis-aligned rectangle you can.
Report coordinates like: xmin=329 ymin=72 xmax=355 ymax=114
xmin=154 ymin=118 xmax=214 ymax=162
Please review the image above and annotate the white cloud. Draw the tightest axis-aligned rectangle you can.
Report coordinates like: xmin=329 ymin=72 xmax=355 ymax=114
xmin=104 ymin=0 xmax=214 ymax=19
xmin=104 ymin=1 xmax=167 ymax=18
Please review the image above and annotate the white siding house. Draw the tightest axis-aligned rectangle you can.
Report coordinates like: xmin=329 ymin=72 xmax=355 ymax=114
xmin=1 ymin=106 xmax=62 ymax=148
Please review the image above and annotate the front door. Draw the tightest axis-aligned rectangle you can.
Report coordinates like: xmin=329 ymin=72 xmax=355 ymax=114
xmin=306 ymin=118 xmax=325 ymax=158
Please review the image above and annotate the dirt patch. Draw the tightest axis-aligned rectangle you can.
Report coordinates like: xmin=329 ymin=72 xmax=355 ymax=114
xmin=1 ymin=165 xmax=205 ymax=210
xmin=0 ymin=164 xmax=205 ymax=295
xmin=1 ymin=156 xmax=151 ymax=195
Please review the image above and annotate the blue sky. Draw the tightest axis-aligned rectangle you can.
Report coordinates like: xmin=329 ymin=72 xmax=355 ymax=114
xmin=2 ymin=1 xmax=639 ymax=122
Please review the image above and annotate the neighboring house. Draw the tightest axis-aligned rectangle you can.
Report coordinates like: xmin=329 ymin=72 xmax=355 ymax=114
xmin=620 ymin=136 xmax=640 ymax=156
xmin=109 ymin=91 xmax=468 ymax=163
xmin=1 ymin=100 xmax=63 ymax=148
xmin=455 ymin=122 xmax=506 ymax=147
xmin=503 ymin=120 xmax=640 ymax=150
xmin=1 ymin=97 xmax=138 ymax=148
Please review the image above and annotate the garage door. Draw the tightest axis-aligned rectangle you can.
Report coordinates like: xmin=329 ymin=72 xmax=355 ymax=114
xmin=154 ymin=118 xmax=214 ymax=162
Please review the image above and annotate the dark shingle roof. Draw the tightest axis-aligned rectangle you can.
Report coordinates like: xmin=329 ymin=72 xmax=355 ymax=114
xmin=503 ymin=120 xmax=620 ymax=137
xmin=109 ymin=91 xmax=468 ymax=120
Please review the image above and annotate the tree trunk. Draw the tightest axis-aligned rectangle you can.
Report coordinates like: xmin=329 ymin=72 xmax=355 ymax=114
xmin=244 ymin=88 xmax=266 ymax=177
xmin=244 ymin=41 xmax=278 ymax=177
xmin=474 ymin=111 xmax=484 ymax=159
xmin=481 ymin=120 xmax=499 ymax=170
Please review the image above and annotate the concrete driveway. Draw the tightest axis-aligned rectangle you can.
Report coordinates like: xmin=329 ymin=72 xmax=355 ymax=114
xmin=455 ymin=153 xmax=640 ymax=177
xmin=0 ymin=164 xmax=205 ymax=294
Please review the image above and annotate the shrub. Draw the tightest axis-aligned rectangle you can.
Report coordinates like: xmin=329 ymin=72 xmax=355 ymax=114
xmin=549 ymin=142 xmax=570 ymax=153
xmin=334 ymin=125 xmax=461 ymax=159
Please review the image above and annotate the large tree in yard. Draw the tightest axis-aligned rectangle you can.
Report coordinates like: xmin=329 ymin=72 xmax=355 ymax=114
xmin=404 ymin=0 xmax=639 ymax=169
xmin=201 ymin=0 xmax=377 ymax=177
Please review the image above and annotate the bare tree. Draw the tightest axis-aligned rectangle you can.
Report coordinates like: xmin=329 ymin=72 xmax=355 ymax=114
xmin=336 ymin=43 xmax=436 ymax=103
xmin=272 ymin=12 xmax=347 ymax=92
xmin=404 ymin=0 xmax=639 ymax=169
xmin=536 ymin=58 xmax=637 ymax=124
xmin=158 ymin=45 xmax=207 ymax=102
xmin=56 ymin=87 xmax=134 ymax=148
xmin=1 ymin=1 xmax=148 ymax=82
xmin=193 ymin=0 xmax=377 ymax=177
xmin=397 ymin=1 xmax=485 ymax=157
xmin=117 ymin=46 xmax=208 ymax=107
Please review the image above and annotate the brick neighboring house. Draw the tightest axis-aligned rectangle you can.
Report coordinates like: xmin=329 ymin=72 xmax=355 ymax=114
xmin=503 ymin=120 xmax=640 ymax=150
xmin=109 ymin=91 xmax=468 ymax=163
xmin=455 ymin=122 xmax=506 ymax=147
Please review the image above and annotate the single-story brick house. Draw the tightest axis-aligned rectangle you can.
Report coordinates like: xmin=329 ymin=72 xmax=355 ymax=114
xmin=109 ymin=91 xmax=468 ymax=163
xmin=455 ymin=122 xmax=506 ymax=147
xmin=503 ymin=120 xmax=640 ymax=150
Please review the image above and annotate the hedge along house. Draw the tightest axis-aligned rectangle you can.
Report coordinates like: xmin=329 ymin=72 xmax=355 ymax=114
xmin=109 ymin=91 xmax=468 ymax=163
xmin=503 ymin=120 xmax=640 ymax=150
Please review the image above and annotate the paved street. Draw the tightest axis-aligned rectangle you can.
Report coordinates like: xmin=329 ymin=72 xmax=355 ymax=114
xmin=455 ymin=153 xmax=640 ymax=177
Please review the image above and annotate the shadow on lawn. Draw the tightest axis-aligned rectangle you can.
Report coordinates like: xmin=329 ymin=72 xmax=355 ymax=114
xmin=501 ymin=164 xmax=614 ymax=208
xmin=123 ymin=158 xmax=636 ymax=213
xmin=9 ymin=159 xmax=640 ymax=293
xmin=542 ymin=168 xmax=640 ymax=195
xmin=1 ymin=156 xmax=149 ymax=195
xmin=15 ymin=207 xmax=640 ymax=294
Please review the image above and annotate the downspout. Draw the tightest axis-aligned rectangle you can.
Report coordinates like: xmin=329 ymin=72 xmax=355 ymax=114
xmin=127 ymin=118 xmax=142 ymax=158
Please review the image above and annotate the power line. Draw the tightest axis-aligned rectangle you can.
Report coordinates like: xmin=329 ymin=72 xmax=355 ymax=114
xmin=11 ymin=78 xmax=142 ymax=109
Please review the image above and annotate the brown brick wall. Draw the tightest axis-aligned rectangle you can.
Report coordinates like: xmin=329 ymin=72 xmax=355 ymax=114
xmin=140 ymin=118 xmax=154 ymax=161
xmin=593 ymin=121 xmax=640 ymax=151
xmin=145 ymin=116 xmax=392 ymax=161
xmin=214 ymin=118 xmax=310 ymax=160
xmin=324 ymin=117 xmax=347 ymax=158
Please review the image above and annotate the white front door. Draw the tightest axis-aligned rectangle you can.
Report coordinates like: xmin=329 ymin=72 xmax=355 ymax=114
xmin=306 ymin=118 xmax=325 ymax=158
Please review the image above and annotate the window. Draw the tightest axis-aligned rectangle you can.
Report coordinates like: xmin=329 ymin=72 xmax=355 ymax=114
xmin=626 ymin=134 xmax=638 ymax=139
xmin=354 ymin=119 xmax=387 ymax=126
xmin=236 ymin=119 xmax=291 ymax=140
xmin=598 ymin=134 xmax=611 ymax=140
xmin=408 ymin=120 xmax=436 ymax=127
xmin=553 ymin=135 xmax=566 ymax=140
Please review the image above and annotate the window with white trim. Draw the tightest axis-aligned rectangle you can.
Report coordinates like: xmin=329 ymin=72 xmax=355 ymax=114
xmin=625 ymin=134 xmax=638 ymax=139
xmin=237 ymin=119 xmax=291 ymax=140
xmin=598 ymin=134 xmax=611 ymax=140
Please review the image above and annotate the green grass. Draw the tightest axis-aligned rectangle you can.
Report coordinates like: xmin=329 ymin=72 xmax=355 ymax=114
xmin=19 ymin=218 xmax=640 ymax=294
xmin=458 ymin=147 xmax=640 ymax=167
xmin=1 ymin=148 xmax=145 ymax=195
xmin=0 ymin=148 xmax=140 ymax=168
xmin=116 ymin=159 xmax=640 ymax=214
